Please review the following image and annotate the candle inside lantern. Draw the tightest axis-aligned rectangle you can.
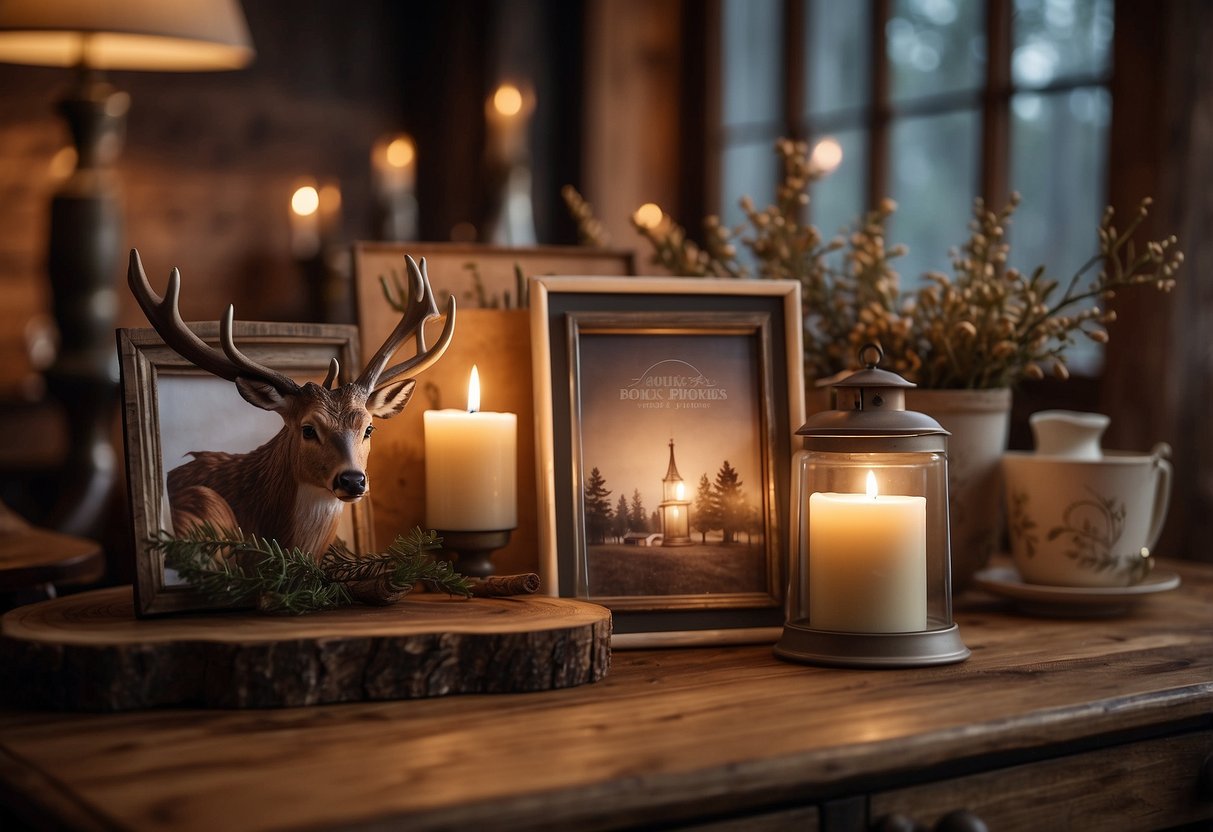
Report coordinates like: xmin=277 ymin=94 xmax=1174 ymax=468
xmin=423 ymin=366 xmax=518 ymax=531
xmin=807 ymin=470 xmax=926 ymax=633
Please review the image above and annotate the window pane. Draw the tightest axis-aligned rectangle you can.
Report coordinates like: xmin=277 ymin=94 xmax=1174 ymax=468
xmin=807 ymin=130 xmax=868 ymax=238
xmin=1012 ymin=0 xmax=1113 ymax=88
xmin=720 ymin=141 xmax=779 ymax=233
xmin=804 ymin=0 xmax=870 ymax=117
xmin=723 ymin=0 xmax=784 ymax=128
xmin=888 ymin=0 xmax=985 ymax=104
xmin=1010 ymin=87 xmax=1110 ymax=373
xmin=887 ymin=110 xmax=980 ymax=283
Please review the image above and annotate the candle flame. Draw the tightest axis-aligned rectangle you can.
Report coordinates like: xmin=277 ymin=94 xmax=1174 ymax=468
xmin=291 ymin=185 xmax=319 ymax=217
xmin=493 ymin=84 xmax=523 ymax=116
xmin=386 ymin=136 xmax=415 ymax=168
xmin=633 ymin=202 xmax=664 ymax=230
xmin=468 ymin=365 xmax=481 ymax=413
xmin=866 ymin=470 xmax=878 ymax=499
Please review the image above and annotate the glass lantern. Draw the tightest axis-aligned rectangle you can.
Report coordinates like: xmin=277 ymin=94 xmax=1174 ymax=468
xmin=775 ymin=345 xmax=970 ymax=667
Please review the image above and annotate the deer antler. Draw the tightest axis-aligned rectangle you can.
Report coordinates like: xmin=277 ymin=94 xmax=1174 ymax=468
xmin=356 ymin=255 xmax=456 ymax=391
xmin=128 ymin=249 xmax=299 ymax=395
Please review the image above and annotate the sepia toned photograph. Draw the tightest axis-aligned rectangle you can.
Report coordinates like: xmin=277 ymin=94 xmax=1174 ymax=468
xmin=532 ymin=276 xmax=805 ymax=645
xmin=574 ymin=325 xmax=771 ymax=609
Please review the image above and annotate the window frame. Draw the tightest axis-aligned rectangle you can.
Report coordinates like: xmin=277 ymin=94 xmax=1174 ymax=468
xmin=714 ymin=0 xmax=1114 ymax=234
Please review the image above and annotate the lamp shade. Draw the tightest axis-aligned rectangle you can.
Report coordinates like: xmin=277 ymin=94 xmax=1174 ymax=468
xmin=0 ymin=0 xmax=253 ymax=71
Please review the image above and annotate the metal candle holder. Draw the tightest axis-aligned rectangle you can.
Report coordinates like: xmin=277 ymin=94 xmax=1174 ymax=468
xmin=775 ymin=344 xmax=970 ymax=668
xmin=437 ymin=529 xmax=513 ymax=578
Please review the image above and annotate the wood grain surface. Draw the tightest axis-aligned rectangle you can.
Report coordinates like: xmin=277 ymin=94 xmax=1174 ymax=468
xmin=0 ymin=559 xmax=1209 ymax=832
xmin=0 ymin=504 xmax=104 ymax=591
xmin=0 ymin=588 xmax=611 ymax=710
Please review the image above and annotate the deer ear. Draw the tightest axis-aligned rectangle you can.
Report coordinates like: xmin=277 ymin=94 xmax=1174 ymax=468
xmin=367 ymin=379 xmax=416 ymax=419
xmin=235 ymin=377 xmax=291 ymax=413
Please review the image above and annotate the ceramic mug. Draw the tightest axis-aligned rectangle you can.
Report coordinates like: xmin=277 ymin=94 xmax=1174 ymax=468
xmin=1001 ymin=443 xmax=1172 ymax=587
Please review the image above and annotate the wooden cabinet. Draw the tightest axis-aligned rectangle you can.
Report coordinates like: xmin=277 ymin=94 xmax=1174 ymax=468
xmin=672 ymin=730 xmax=1213 ymax=832
xmin=1 ymin=559 xmax=1211 ymax=831
xmin=870 ymin=730 xmax=1213 ymax=832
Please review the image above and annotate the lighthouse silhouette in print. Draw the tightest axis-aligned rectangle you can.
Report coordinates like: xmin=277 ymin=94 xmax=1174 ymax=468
xmin=658 ymin=439 xmax=692 ymax=546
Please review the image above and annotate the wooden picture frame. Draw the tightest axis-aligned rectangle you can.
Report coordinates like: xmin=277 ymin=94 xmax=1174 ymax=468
xmin=351 ymin=244 xmax=635 ymax=579
xmin=353 ymin=242 xmax=636 ymax=313
xmin=531 ymin=276 xmax=805 ymax=647
xmin=118 ymin=322 xmax=373 ymax=616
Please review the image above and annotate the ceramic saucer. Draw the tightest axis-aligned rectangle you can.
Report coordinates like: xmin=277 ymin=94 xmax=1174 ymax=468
xmin=972 ymin=565 xmax=1181 ymax=617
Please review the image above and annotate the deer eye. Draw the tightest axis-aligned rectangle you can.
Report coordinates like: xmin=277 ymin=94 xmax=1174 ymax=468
xmin=302 ymin=425 xmax=318 ymax=441
xmin=363 ymin=425 xmax=375 ymax=440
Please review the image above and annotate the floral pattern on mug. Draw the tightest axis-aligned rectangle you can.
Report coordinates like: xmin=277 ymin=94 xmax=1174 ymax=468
xmin=1008 ymin=490 xmax=1038 ymax=559
xmin=1040 ymin=487 xmax=1151 ymax=584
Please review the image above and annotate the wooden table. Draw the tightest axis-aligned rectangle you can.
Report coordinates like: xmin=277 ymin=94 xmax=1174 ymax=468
xmin=0 ymin=503 xmax=103 ymax=600
xmin=1 ymin=559 xmax=1211 ymax=831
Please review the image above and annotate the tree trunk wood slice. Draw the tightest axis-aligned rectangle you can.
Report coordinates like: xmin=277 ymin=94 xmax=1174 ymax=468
xmin=0 ymin=586 xmax=611 ymax=711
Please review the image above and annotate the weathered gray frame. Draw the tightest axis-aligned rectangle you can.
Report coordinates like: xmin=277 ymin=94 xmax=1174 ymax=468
xmin=118 ymin=321 xmax=372 ymax=616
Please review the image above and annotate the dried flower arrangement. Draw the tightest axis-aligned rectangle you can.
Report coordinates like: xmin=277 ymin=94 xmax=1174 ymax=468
xmin=565 ymin=139 xmax=1183 ymax=389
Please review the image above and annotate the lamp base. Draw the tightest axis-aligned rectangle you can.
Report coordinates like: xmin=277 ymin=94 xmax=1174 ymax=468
xmin=774 ymin=620 xmax=970 ymax=668
xmin=436 ymin=529 xmax=513 ymax=578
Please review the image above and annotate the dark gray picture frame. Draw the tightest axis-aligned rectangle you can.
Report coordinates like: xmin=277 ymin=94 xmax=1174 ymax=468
xmin=531 ymin=277 xmax=805 ymax=646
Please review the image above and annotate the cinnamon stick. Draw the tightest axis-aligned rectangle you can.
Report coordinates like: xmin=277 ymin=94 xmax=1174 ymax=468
xmin=469 ymin=573 xmax=542 ymax=597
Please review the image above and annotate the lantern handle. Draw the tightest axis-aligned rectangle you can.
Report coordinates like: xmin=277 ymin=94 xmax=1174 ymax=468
xmin=858 ymin=342 xmax=884 ymax=369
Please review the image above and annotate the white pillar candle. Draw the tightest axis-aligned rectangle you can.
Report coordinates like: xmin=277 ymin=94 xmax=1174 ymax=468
xmin=808 ymin=471 xmax=926 ymax=633
xmin=423 ymin=366 xmax=517 ymax=531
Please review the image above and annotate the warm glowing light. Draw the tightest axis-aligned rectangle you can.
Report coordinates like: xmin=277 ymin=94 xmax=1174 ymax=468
xmin=493 ymin=84 xmax=523 ymax=117
xmin=467 ymin=365 xmax=481 ymax=413
xmin=291 ymin=185 xmax=320 ymax=217
xmin=866 ymin=470 xmax=878 ymax=499
xmin=386 ymin=136 xmax=415 ymax=168
xmin=634 ymin=202 xmax=664 ymax=230
xmin=319 ymin=183 xmax=342 ymax=213
xmin=810 ymin=137 xmax=844 ymax=174
xmin=676 ymin=482 xmax=686 ymax=500
xmin=49 ymin=146 xmax=77 ymax=180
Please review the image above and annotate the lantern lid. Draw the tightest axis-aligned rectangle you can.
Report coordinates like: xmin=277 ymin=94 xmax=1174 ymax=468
xmin=798 ymin=343 xmax=948 ymax=441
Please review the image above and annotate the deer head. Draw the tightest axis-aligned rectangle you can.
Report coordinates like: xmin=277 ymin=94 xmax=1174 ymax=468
xmin=128 ymin=248 xmax=455 ymax=504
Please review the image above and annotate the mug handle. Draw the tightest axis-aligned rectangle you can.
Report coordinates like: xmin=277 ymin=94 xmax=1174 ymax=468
xmin=1146 ymin=442 xmax=1173 ymax=550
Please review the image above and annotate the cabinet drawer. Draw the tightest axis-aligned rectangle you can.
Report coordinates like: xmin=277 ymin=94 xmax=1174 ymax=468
xmin=872 ymin=730 xmax=1213 ymax=831
xmin=676 ymin=805 xmax=820 ymax=832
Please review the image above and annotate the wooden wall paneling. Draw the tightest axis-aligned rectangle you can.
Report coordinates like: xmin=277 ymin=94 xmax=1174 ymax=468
xmin=583 ymin=0 xmax=686 ymax=261
xmin=1103 ymin=0 xmax=1212 ymax=562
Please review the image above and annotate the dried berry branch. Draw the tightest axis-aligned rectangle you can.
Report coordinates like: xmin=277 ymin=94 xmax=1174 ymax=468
xmin=567 ymin=140 xmax=1183 ymax=389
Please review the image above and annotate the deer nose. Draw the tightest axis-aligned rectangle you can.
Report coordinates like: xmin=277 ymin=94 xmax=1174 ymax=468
xmin=334 ymin=471 xmax=367 ymax=496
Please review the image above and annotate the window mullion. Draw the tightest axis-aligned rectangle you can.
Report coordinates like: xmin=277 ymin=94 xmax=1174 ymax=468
xmin=783 ymin=0 xmax=806 ymax=143
xmin=982 ymin=0 xmax=1013 ymax=207
xmin=867 ymin=0 xmax=891 ymax=212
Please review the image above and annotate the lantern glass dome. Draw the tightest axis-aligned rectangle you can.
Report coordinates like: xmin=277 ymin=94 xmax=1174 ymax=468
xmin=775 ymin=345 xmax=970 ymax=667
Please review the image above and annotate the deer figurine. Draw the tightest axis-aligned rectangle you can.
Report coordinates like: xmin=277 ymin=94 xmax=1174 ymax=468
xmin=128 ymin=248 xmax=455 ymax=559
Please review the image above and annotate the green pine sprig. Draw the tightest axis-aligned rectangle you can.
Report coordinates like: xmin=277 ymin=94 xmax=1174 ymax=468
xmin=151 ymin=523 xmax=472 ymax=614
xmin=386 ymin=528 xmax=473 ymax=597
xmin=154 ymin=522 xmax=351 ymax=614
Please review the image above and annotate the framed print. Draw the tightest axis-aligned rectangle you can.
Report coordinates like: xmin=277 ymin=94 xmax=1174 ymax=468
xmin=531 ymin=277 xmax=805 ymax=646
xmin=353 ymin=242 xmax=636 ymax=315
xmin=118 ymin=321 xmax=373 ymax=616
xmin=351 ymin=243 xmax=635 ymax=579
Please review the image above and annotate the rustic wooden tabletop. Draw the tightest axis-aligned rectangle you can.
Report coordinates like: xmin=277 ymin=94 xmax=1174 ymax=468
xmin=0 ymin=558 xmax=1210 ymax=831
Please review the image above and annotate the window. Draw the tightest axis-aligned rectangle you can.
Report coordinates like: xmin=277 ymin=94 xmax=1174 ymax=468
xmin=719 ymin=0 xmax=1113 ymax=373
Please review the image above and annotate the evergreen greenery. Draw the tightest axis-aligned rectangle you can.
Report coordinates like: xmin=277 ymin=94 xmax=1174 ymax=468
xmin=152 ymin=523 xmax=471 ymax=615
